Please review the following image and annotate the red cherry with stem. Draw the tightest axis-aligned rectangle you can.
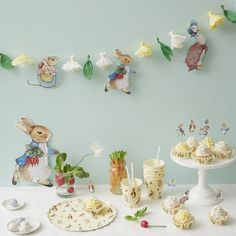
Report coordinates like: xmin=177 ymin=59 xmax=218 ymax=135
xmin=140 ymin=220 xmax=149 ymax=228
xmin=67 ymin=186 xmax=75 ymax=193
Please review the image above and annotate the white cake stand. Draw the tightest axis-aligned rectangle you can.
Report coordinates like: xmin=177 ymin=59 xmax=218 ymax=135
xmin=170 ymin=149 xmax=236 ymax=207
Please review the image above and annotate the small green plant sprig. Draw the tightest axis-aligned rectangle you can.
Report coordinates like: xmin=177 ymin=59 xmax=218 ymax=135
xmin=54 ymin=153 xmax=89 ymax=179
xmin=125 ymin=207 xmax=148 ymax=221
xmin=109 ymin=150 xmax=127 ymax=162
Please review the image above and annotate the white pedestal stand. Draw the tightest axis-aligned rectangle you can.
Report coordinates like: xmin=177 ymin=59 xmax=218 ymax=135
xmin=171 ymin=150 xmax=236 ymax=207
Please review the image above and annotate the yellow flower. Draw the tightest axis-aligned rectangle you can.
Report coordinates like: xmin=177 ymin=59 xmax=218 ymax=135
xmin=12 ymin=54 xmax=33 ymax=67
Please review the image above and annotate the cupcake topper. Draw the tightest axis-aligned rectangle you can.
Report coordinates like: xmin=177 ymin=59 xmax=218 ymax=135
xmin=220 ymin=123 xmax=230 ymax=136
xmin=216 ymin=188 xmax=224 ymax=202
xmin=167 ymin=178 xmax=176 ymax=189
xmin=199 ymin=119 xmax=210 ymax=139
xmin=179 ymin=190 xmax=189 ymax=204
xmin=176 ymin=123 xmax=185 ymax=138
xmin=189 ymin=119 xmax=196 ymax=133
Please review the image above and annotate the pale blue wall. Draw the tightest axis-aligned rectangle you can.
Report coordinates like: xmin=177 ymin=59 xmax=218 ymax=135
xmin=0 ymin=0 xmax=236 ymax=186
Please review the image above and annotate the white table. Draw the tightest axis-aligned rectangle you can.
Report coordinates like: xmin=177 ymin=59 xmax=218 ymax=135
xmin=0 ymin=185 xmax=236 ymax=236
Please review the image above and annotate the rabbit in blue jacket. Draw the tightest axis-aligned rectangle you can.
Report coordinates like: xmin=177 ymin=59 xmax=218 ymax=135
xmin=12 ymin=118 xmax=58 ymax=187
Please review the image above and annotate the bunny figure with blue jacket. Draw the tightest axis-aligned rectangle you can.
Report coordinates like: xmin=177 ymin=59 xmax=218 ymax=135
xmin=12 ymin=117 xmax=58 ymax=187
xmin=105 ymin=49 xmax=136 ymax=94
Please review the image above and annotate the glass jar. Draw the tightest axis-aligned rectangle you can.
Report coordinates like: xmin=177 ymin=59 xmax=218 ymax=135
xmin=55 ymin=173 xmax=76 ymax=197
xmin=110 ymin=160 xmax=127 ymax=195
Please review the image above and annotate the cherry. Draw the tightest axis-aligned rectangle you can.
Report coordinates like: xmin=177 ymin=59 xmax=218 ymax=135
xmin=140 ymin=220 xmax=149 ymax=228
xmin=67 ymin=186 xmax=75 ymax=193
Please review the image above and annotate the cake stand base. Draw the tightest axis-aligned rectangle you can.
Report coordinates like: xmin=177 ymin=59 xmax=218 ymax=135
xmin=187 ymin=169 xmax=219 ymax=207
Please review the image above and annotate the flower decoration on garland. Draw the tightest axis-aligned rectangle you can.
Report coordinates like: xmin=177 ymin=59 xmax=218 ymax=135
xmin=208 ymin=12 xmax=225 ymax=30
xmin=221 ymin=5 xmax=236 ymax=23
xmin=169 ymin=31 xmax=187 ymax=50
xmin=156 ymin=37 xmax=173 ymax=61
xmin=11 ymin=54 xmax=33 ymax=67
xmin=185 ymin=20 xmax=208 ymax=71
xmin=135 ymin=41 xmax=154 ymax=57
xmin=62 ymin=55 xmax=82 ymax=72
xmin=83 ymin=55 xmax=93 ymax=80
xmin=96 ymin=52 xmax=113 ymax=70
xmin=0 ymin=53 xmax=14 ymax=70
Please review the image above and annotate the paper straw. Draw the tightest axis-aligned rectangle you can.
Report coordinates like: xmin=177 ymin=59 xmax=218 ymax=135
xmin=125 ymin=165 xmax=131 ymax=186
xmin=156 ymin=145 xmax=161 ymax=166
xmin=131 ymin=162 xmax=134 ymax=186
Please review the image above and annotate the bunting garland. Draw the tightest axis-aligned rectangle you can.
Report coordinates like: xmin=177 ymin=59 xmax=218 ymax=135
xmin=0 ymin=3 xmax=236 ymax=90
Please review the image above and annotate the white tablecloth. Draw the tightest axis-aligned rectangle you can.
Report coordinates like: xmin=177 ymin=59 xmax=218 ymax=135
xmin=0 ymin=185 xmax=235 ymax=236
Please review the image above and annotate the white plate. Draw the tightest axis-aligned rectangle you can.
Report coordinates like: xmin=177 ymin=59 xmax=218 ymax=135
xmin=7 ymin=217 xmax=40 ymax=235
xmin=48 ymin=198 xmax=116 ymax=232
xmin=2 ymin=199 xmax=25 ymax=211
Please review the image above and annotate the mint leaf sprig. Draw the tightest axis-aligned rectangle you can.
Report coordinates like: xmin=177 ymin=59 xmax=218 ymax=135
xmin=125 ymin=207 xmax=148 ymax=221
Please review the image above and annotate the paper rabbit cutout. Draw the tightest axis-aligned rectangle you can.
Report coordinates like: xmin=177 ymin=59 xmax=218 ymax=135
xmin=12 ymin=118 xmax=57 ymax=187
xmin=185 ymin=21 xmax=208 ymax=71
xmin=105 ymin=49 xmax=136 ymax=94
xmin=28 ymin=56 xmax=58 ymax=88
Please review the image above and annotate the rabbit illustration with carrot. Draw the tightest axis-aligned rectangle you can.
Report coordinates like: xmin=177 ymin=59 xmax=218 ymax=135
xmin=105 ymin=49 xmax=136 ymax=94
xmin=12 ymin=117 xmax=58 ymax=187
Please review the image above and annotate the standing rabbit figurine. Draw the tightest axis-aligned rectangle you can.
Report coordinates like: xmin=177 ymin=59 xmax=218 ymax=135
xmin=12 ymin=118 xmax=58 ymax=187
xmin=105 ymin=49 xmax=136 ymax=94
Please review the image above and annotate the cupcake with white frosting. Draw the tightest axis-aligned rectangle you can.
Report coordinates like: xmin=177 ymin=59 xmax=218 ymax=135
xmin=83 ymin=197 xmax=104 ymax=216
xmin=186 ymin=136 xmax=198 ymax=152
xmin=172 ymin=142 xmax=192 ymax=159
xmin=200 ymin=137 xmax=214 ymax=149
xmin=209 ymin=205 xmax=228 ymax=226
xmin=161 ymin=196 xmax=182 ymax=215
xmin=192 ymin=144 xmax=213 ymax=164
xmin=213 ymin=141 xmax=233 ymax=160
xmin=173 ymin=209 xmax=194 ymax=230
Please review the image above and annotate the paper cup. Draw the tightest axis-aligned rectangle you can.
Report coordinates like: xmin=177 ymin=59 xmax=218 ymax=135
xmin=143 ymin=159 xmax=165 ymax=200
xmin=121 ymin=178 xmax=143 ymax=208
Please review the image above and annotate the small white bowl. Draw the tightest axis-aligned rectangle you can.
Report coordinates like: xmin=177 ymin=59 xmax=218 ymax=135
xmin=7 ymin=217 xmax=40 ymax=235
xmin=2 ymin=198 xmax=25 ymax=211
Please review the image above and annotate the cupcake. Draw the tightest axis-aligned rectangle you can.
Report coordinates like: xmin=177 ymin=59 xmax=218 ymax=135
xmin=213 ymin=141 xmax=233 ymax=159
xmin=173 ymin=209 xmax=194 ymax=230
xmin=192 ymin=144 xmax=213 ymax=164
xmin=209 ymin=205 xmax=228 ymax=226
xmin=200 ymin=137 xmax=214 ymax=149
xmin=161 ymin=196 xmax=182 ymax=214
xmin=172 ymin=142 xmax=192 ymax=158
xmin=186 ymin=136 xmax=198 ymax=152
xmin=83 ymin=197 xmax=104 ymax=216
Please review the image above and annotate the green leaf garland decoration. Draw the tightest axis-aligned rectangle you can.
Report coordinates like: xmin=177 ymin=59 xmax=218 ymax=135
xmin=83 ymin=55 xmax=93 ymax=80
xmin=157 ymin=37 xmax=173 ymax=62
xmin=221 ymin=5 xmax=236 ymax=23
xmin=0 ymin=53 xmax=14 ymax=69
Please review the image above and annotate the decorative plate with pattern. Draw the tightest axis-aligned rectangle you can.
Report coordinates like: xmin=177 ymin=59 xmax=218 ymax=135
xmin=47 ymin=198 xmax=116 ymax=232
